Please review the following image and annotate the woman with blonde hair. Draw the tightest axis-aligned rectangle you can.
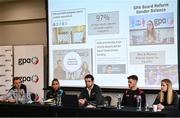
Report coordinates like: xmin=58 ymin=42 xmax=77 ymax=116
xmin=46 ymin=78 xmax=65 ymax=100
xmin=153 ymin=79 xmax=178 ymax=110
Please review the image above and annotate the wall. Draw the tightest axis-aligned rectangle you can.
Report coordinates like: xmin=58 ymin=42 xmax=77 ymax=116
xmin=0 ymin=0 xmax=46 ymax=45
xmin=0 ymin=0 xmax=48 ymax=88
xmin=0 ymin=0 xmax=172 ymax=107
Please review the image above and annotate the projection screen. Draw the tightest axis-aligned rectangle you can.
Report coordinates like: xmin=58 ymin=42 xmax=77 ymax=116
xmin=47 ymin=0 xmax=179 ymax=90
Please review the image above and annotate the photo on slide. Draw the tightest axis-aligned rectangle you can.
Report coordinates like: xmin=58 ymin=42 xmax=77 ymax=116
xmin=145 ymin=65 xmax=178 ymax=86
xmin=51 ymin=8 xmax=86 ymax=45
xmin=53 ymin=49 xmax=92 ymax=80
xmin=129 ymin=13 xmax=174 ymax=46
xmin=97 ymin=64 xmax=126 ymax=74
xmin=52 ymin=25 xmax=86 ymax=44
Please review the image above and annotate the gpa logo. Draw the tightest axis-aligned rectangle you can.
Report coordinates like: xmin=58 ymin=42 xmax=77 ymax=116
xmin=18 ymin=56 xmax=39 ymax=65
xmin=32 ymin=57 xmax=39 ymax=64
xmin=154 ymin=18 xmax=166 ymax=26
xmin=21 ymin=75 xmax=39 ymax=83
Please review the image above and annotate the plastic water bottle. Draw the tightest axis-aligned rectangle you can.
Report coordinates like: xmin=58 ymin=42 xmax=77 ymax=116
xmin=145 ymin=103 xmax=149 ymax=111
xmin=40 ymin=98 xmax=45 ymax=105
xmin=55 ymin=96 xmax=61 ymax=106
xmin=136 ymin=95 xmax=141 ymax=110
xmin=15 ymin=91 xmax=19 ymax=104
xmin=56 ymin=89 xmax=63 ymax=106
xmin=117 ymin=96 xmax=121 ymax=109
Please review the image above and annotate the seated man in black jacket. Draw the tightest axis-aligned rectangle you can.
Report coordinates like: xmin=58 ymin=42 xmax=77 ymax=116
xmin=78 ymin=74 xmax=104 ymax=107
xmin=121 ymin=75 xmax=146 ymax=107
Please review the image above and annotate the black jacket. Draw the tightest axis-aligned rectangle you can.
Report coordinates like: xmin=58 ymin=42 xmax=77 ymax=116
xmin=46 ymin=88 xmax=65 ymax=103
xmin=153 ymin=90 xmax=178 ymax=109
xmin=121 ymin=88 xmax=146 ymax=107
xmin=79 ymin=84 xmax=104 ymax=106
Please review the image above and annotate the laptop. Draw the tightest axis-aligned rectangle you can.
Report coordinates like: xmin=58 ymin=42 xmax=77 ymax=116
xmin=62 ymin=94 xmax=79 ymax=108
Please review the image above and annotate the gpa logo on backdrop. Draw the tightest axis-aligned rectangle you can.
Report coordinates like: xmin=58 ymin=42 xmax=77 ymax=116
xmin=21 ymin=75 xmax=39 ymax=83
xmin=18 ymin=56 xmax=39 ymax=65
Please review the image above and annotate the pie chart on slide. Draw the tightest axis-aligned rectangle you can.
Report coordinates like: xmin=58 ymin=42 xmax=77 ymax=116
xmin=63 ymin=52 xmax=82 ymax=72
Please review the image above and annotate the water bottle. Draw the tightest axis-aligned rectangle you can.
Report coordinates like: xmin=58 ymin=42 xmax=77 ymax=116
xmin=136 ymin=95 xmax=141 ymax=110
xmin=55 ymin=97 xmax=58 ymax=106
xmin=117 ymin=96 xmax=121 ymax=109
xmin=15 ymin=91 xmax=19 ymax=104
xmin=103 ymin=100 xmax=109 ymax=107
xmin=145 ymin=103 xmax=149 ymax=111
xmin=56 ymin=96 xmax=61 ymax=106
xmin=56 ymin=89 xmax=63 ymax=106
xmin=40 ymin=98 xmax=45 ymax=105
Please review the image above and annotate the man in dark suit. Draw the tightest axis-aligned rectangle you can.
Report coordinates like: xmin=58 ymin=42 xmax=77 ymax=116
xmin=78 ymin=74 xmax=104 ymax=107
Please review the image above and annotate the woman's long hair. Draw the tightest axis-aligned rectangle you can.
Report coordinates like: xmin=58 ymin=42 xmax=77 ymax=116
xmin=159 ymin=79 xmax=173 ymax=104
xmin=146 ymin=20 xmax=156 ymax=41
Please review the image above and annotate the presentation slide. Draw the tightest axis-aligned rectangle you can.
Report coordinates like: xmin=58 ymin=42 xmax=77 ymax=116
xmin=48 ymin=0 xmax=179 ymax=90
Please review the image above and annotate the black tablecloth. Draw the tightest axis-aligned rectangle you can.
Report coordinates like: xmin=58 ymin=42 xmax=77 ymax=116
xmin=0 ymin=102 xmax=179 ymax=117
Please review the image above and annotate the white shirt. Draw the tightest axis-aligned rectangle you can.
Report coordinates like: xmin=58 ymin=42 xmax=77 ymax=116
xmin=5 ymin=88 xmax=32 ymax=104
xmin=86 ymin=84 xmax=94 ymax=97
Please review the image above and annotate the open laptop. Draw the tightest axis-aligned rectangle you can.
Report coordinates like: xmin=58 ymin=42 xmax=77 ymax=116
xmin=62 ymin=94 xmax=79 ymax=108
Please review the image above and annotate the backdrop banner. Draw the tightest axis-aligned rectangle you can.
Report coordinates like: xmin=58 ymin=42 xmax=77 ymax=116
xmin=14 ymin=45 xmax=44 ymax=101
xmin=0 ymin=46 xmax=13 ymax=99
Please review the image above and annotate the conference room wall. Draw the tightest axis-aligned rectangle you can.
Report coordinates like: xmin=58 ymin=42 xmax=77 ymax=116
xmin=0 ymin=0 xmax=177 ymax=106
xmin=0 ymin=0 xmax=48 ymax=91
xmin=0 ymin=0 xmax=46 ymax=45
